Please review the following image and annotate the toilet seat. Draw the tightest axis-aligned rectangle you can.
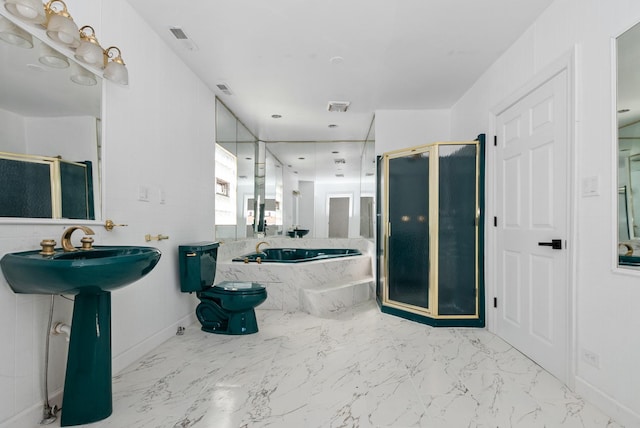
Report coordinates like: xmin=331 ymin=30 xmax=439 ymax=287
xmin=200 ymin=281 xmax=265 ymax=298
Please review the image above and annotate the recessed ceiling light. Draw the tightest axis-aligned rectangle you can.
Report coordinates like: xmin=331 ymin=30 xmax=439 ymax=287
xmin=271 ymin=114 xmax=282 ymax=119
xmin=298 ymin=157 xmax=305 ymax=160
xmin=332 ymin=151 xmax=339 ymax=154
xmin=618 ymin=109 xmax=630 ymax=114
xmin=328 ymin=124 xmax=338 ymax=128
xmin=245 ymin=157 xmax=252 ymax=160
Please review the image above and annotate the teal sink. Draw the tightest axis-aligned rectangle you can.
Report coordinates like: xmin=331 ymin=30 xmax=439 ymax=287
xmin=1 ymin=246 xmax=161 ymax=295
xmin=0 ymin=245 xmax=161 ymax=426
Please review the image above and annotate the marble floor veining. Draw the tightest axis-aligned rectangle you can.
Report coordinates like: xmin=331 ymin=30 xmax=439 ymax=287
xmin=57 ymin=302 xmax=621 ymax=428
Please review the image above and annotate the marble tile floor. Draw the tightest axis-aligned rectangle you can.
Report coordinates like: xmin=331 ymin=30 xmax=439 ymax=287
xmin=56 ymin=302 xmax=622 ymax=428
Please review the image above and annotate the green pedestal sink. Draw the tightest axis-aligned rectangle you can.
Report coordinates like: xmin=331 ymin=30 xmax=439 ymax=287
xmin=0 ymin=245 xmax=161 ymax=427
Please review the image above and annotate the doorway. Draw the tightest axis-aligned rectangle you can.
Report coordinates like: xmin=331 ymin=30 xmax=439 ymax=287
xmin=328 ymin=195 xmax=350 ymax=238
xmin=493 ymin=64 xmax=572 ymax=383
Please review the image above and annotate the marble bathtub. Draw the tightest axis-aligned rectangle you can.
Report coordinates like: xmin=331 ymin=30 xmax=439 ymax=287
xmin=216 ymin=238 xmax=375 ymax=316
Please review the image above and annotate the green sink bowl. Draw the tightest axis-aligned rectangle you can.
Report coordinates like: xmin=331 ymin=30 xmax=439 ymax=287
xmin=0 ymin=245 xmax=161 ymax=295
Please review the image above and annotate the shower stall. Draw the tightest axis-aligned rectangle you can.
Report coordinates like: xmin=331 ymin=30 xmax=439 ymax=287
xmin=376 ymin=135 xmax=485 ymax=327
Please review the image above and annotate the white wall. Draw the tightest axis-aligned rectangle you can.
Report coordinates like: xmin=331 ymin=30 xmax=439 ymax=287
xmin=0 ymin=108 xmax=26 ymax=153
xmin=0 ymin=0 xmax=216 ymax=425
xmin=450 ymin=0 xmax=640 ymax=425
xmin=375 ymin=109 xmax=451 ymax=155
xmin=25 ymin=116 xmax=98 ymax=163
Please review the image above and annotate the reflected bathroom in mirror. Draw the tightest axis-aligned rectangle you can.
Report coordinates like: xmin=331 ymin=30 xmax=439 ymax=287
xmin=0 ymin=12 xmax=102 ymax=220
xmin=617 ymin=20 xmax=640 ymax=266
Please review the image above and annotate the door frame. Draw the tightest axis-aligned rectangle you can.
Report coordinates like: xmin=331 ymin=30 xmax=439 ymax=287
xmin=488 ymin=48 xmax=577 ymax=388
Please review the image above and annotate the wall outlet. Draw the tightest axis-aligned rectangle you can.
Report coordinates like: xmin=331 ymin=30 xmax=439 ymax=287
xmin=581 ymin=349 xmax=600 ymax=368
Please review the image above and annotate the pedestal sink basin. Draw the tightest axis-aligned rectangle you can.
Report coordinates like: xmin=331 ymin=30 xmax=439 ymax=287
xmin=1 ymin=246 xmax=161 ymax=295
xmin=0 ymin=245 xmax=161 ymax=427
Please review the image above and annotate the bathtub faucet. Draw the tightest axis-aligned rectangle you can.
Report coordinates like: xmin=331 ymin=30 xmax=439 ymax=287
xmin=256 ymin=241 xmax=269 ymax=254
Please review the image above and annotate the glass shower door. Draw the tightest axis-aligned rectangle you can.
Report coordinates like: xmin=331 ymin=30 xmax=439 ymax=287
xmin=385 ymin=148 xmax=432 ymax=312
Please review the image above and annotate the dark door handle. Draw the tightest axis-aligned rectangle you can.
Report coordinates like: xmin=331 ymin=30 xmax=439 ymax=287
xmin=538 ymin=239 xmax=562 ymax=250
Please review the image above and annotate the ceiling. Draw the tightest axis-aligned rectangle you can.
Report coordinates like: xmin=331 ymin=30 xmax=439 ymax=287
xmin=128 ymin=0 xmax=555 ymax=142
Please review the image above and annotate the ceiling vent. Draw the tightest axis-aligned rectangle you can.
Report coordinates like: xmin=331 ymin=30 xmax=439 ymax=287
xmin=216 ymin=82 xmax=233 ymax=95
xmin=327 ymin=101 xmax=350 ymax=112
xmin=335 ymin=174 xmax=344 ymax=177
xmin=169 ymin=27 xmax=198 ymax=51
xmin=334 ymin=158 xmax=346 ymax=164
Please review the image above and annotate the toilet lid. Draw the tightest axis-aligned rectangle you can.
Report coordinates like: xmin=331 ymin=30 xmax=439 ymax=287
xmin=213 ymin=281 xmax=265 ymax=293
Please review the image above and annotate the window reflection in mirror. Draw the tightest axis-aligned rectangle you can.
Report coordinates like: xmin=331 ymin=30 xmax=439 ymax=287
xmin=215 ymin=98 xmax=257 ymax=240
xmin=0 ymin=13 xmax=102 ymax=221
xmin=617 ymin=21 xmax=640 ymax=266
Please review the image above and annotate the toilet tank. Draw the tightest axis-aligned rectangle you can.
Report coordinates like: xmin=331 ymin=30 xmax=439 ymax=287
xmin=178 ymin=242 xmax=220 ymax=293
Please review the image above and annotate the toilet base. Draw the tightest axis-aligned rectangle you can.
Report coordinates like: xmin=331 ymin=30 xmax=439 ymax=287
xmin=200 ymin=309 xmax=259 ymax=335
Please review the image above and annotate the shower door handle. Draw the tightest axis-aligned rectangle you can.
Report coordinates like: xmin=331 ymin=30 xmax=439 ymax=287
xmin=538 ymin=239 xmax=562 ymax=250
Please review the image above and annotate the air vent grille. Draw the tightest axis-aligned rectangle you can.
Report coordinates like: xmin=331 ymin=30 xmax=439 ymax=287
xmin=169 ymin=27 xmax=189 ymax=40
xmin=334 ymin=158 xmax=346 ymax=164
xmin=169 ymin=27 xmax=198 ymax=51
xmin=327 ymin=101 xmax=350 ymax=112
xmin=216 ymin=83 xmax=233 ymax=95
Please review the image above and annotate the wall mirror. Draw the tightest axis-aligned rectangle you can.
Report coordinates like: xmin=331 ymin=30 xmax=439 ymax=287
xmin=215 ymin=99 xmax=257 ymax=240
xmin=617 ymin=20 xmax=640 ymax=266
xmin=0 ymin=12 xmax=102 ymax=221
xmin=215 ymin=98 xmax=376 ymax=240
xmin=268 ymin=140 xmax=369 ymax=239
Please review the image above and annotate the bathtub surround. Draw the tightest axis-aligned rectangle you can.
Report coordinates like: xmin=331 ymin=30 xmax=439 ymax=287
xmin=217 ymin=238 xmax=375 ymax=317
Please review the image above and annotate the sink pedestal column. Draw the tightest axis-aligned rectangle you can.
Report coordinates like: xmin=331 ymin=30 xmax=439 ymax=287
xmin=60 ymin=291 xmax=112 ymax=426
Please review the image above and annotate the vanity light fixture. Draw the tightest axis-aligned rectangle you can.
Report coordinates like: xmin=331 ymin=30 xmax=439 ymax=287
xmin=4 ymin=0 xmax=46 ymax=24
xmin=103 ymin=46 xmax=128 ymax=85
xmin=0 ymin=15 xmax=33 ymax=48
xmin=44 ymin=0 xmax=80 ymax=48
xmin=38 ymin=40 xmax=69 ymax=68
xmin=74 ymin=26 xmax=103 ymax=68
xmin=69 ymin=61 xmax=96 ymax=86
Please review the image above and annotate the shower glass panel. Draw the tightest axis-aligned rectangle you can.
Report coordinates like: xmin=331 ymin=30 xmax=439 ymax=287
xmin=438 ymin=144 xmax=477 ymax=315
xmin=387 ymin=150 xmax=430 ymax=310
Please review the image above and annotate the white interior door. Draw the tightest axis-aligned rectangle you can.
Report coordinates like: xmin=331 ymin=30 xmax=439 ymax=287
xmin=328 ymin=196 xmax=350 ymax=238
xmin=495 ymin=69 xmax=569 ymax=382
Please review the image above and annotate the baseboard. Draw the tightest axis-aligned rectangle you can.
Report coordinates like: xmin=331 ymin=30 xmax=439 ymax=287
xmin=112 ymin=313 xmax=197 ymax=374
xmin=575 ymin=376 xmax=640 ymax=427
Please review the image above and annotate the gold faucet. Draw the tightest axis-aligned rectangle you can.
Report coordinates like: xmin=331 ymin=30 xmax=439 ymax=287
xmin=61 ymin=225 xmax=95 ymax=252
xmin=256 ymin=241 xmax=269 ymax=254
xmin=619 ymin=242 xmax=634 ymax=256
